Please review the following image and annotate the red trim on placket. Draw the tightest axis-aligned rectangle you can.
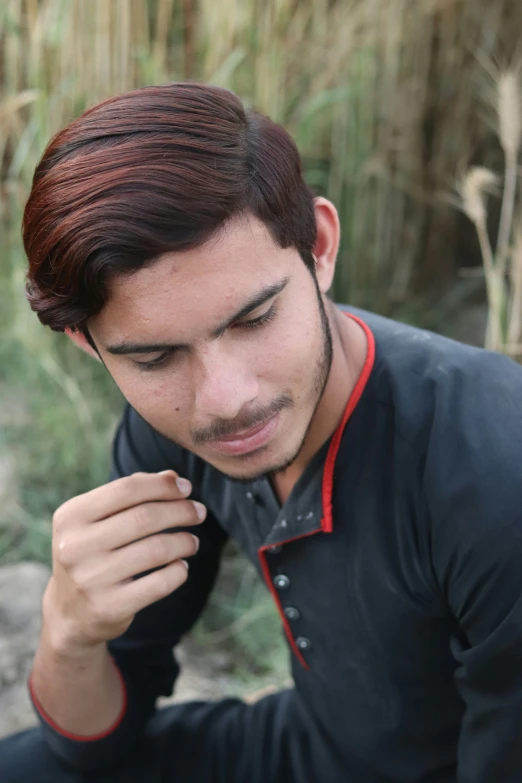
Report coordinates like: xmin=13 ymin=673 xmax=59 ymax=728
xmin=28 ymin=656 xmax=127 ymax=742
xmin=321 ymin=314 xmax=375 ymax=533
xmin=259 ymin=528 xmax=323 ymax=670
xmin=257 ymin=313 xmax=375 ymax=669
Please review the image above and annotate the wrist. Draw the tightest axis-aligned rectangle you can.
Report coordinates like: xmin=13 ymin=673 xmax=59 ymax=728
xmin=40 ymin=583 xmax=105 ymax=661
xmin=39 ymin=621 xmax=106 ymax=664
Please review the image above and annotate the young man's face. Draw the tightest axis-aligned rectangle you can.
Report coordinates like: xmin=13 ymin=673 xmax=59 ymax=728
xmin=89 ymin=213 xmax=334 ymax=482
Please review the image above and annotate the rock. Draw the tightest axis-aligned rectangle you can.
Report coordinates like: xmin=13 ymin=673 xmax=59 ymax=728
xmin=158 ymin=637 xmax=234 ymax=706
xmin=0 ymin=562 xmax=50 ymax=738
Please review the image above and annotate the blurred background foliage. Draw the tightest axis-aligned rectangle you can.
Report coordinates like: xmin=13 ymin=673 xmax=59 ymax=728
xmin=1 ymin=0 xmax=522 ymax=685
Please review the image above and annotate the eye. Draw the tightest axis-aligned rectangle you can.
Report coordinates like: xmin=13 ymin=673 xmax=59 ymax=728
xmin=134 ymin=351 xmax=173 ymax=372
xmin=238 ymin=303 xmax=277 ymax=330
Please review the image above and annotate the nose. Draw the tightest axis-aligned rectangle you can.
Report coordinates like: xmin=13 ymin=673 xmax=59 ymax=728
xmin=194 ymin=343 xmax=259 ymax=420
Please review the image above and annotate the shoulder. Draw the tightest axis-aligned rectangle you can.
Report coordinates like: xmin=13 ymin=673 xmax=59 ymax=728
xmin=344 ymin=305 xmax=522 ymax=449
xmin=341 ymin=307 xmax=522 ymax=528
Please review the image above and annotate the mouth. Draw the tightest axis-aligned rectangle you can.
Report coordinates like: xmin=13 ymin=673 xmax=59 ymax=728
xmin=206 ymin=413 xmax=280 ymax=456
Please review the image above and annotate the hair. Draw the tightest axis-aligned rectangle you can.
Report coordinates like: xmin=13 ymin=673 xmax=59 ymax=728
xmin=23 ymin=82 xmax=317 ymax=333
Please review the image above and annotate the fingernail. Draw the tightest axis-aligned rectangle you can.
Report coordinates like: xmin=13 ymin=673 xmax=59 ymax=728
xmin=180 ymin=559 xmax=189 ymax=570
xmin=176 ymin=477 xmax=192 ymax=494
xmin=193 ymin=501 xmax=206 ymax=521
xmin=191 ymin=534 xmax=200 ymax=552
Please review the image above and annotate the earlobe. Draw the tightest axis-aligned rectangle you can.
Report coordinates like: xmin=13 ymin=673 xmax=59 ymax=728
xmin=65 ymin=327 xmax=101 ymax=362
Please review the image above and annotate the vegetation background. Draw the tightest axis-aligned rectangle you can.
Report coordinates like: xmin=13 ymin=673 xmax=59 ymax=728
xmin=1 ymin=0 xmax=522 ymax=692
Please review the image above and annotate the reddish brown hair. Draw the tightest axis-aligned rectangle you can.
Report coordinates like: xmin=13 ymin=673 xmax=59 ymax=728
xmin=23 ymin=82 xmax=317 ymax=332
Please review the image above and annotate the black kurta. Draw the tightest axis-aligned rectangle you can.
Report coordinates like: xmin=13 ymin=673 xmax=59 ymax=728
xmin=22 ymin=307 xmax=522 ymax=782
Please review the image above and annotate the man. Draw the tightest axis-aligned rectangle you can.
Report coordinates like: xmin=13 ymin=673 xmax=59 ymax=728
xmin=1 ymin=82 xmax=522 ymax=783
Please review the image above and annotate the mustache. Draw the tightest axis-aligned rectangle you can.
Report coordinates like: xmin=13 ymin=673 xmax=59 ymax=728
xmin=191 ymin=394 xmax=293 ymax=446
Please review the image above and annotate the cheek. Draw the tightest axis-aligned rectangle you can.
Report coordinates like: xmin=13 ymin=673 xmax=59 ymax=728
xmin=108 ymin=365 xmax=192 ymax=427
xmin=256 ymin=314 xmax=317 ymax=385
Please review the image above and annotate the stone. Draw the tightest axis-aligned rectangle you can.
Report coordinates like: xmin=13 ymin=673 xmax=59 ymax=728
xmin=0 ymin=562 xmax=50 ymax=738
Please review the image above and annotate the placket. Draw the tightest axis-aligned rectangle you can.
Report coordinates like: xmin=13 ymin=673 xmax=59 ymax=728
xmin=255 ymin=443 xmax=330 ymax=669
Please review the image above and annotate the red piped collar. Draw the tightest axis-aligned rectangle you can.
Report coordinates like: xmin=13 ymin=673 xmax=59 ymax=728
xmin=321 ymin=313 xmax=375 ymax=533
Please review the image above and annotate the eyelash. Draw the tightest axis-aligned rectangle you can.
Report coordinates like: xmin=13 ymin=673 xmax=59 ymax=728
xmin=134 ymin=303 xmax=278 ymax=372
xmin=237 ymin=303 xmax=277 ymax=330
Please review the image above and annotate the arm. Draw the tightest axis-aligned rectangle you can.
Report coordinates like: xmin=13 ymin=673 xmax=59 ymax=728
xmin=29 ymin=405 xmax=228 ymax=773
xmin=425 ymin=353 xmax=522 ymax=782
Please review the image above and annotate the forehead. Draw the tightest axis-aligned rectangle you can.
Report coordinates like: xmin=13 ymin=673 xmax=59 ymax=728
xmin=93 ymin=215 xmax=297 ymax=341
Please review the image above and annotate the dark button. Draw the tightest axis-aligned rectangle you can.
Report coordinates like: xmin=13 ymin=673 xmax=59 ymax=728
xmin=268 ymin=545 xmax=282 ymax=555
xmin=295 ymin=636 xmax=312 ymax=651
xmin=274 ymin=574 xmax=290 ymax=590
xmin=284 ymin=606 xmax=300 ymax=621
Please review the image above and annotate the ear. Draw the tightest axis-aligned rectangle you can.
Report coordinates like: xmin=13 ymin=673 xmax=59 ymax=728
xmin=65 ymin=327 xmax=102 ymax=362
xmin=312 ymin=197 xmax=341 ymax=294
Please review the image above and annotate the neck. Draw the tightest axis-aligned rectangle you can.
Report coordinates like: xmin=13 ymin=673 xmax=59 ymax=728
xmin=270 ymin=304 xmax=367 ymax=504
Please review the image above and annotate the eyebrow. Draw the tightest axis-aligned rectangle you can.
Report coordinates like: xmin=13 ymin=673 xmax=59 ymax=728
xmin=104 ymin=276 xmax=290 ymax=356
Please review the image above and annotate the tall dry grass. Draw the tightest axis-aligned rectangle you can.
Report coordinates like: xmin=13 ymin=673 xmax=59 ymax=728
xmin=458 ymin=66 xmax=522 ymax=355
xmin=3 ymin=0 xmax=522 ymax=318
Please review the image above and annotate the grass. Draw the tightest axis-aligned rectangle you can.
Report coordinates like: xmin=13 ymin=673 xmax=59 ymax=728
xmin=456 ymin=66 xmax=522 ymax=356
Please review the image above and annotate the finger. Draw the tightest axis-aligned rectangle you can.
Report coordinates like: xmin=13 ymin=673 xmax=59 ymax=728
xmin=107 ymin=531 xmax=200 ymax=584
xmin=55 ymin=471 xmax=192 ymax=527
xmin=54 ymin=499 xmax=206 ymax=566
xmin=115 ymin=559 xmax=190 ymax=617
xmin=98 ymin=499 xmax=205 ymax=552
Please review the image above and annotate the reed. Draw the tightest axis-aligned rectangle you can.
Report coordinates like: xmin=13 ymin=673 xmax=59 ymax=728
xmin=2 ymin=0 xmax=522 ymax=312
xmin=457 ymin=65 xmax=522 ymax=355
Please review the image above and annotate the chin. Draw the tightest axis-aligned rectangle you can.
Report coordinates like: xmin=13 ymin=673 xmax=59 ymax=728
xmin=212 ymin=441 xmax=301 ymax=484
xmin=209 ymin=448 xmax=277 ymax=483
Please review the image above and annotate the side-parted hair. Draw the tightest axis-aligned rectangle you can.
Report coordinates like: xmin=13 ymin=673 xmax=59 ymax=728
xmin=23 ymin=82 xmax=317 ymax=332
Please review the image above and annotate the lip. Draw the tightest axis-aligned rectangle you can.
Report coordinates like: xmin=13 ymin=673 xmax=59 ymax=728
xmin=207 ymin=413 xmax=280 ymax=456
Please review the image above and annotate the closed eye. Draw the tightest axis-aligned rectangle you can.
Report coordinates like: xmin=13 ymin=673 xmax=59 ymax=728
xmin=236 ymin=302 xmax=277 ymax=330
xmin=134 ymin=350 xmax=174 ymax=372
xmin=134 ymin=303 xmax=278 ymax=372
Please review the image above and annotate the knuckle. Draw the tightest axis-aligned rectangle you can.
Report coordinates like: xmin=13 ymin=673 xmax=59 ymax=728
xmin=119 ymin=473 xmax=144 ymax=497
xmin=113 ymin=473 xmax=147 ymax=501
xmin=72 ymin=564 xmax=95 ymax=595
xmin=131 ymin=504 xmax=152 ymax=531
xmin=88 ymin=597 xmax=109 ymax=625
xmin=55 ymin=535 xmax=77 ymax=566
xmin=94 ymin=598 xmax=119 ymax=627
xmin=147 ymin=534 xmax=168 ymax=564
xmin=159 ymin=470 xmax=178 ymax=484
xmin=129 ymin=471 xmax=147 ymax=482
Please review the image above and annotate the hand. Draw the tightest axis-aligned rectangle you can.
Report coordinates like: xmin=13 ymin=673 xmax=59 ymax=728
xmin=43 ymin=471 xmax=206 ymax=654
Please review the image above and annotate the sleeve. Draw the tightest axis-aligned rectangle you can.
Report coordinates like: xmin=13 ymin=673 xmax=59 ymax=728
xmin=30 ymin=404 xmax=229 ymax=772
xmin=425 ymin=352 xmax=522 ymax=783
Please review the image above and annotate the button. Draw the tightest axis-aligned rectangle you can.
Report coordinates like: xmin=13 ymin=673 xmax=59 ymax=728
xmin=268 ymin=545 xmax=282 ymax=554
xmin=284 ymin=606 xmax=300 ymax=621
xmin=274 ymin=574 xmax=290 ymax=590
xmin=296 ymin=637 xmax=311 ymax=651
xmin=246 ymin=491 xmax=255 ymax=502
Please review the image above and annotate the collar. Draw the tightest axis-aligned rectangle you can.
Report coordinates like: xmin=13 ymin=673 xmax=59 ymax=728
xmin=257 ymin=312 xmax=376 ymax=550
